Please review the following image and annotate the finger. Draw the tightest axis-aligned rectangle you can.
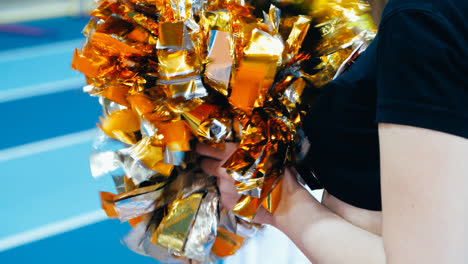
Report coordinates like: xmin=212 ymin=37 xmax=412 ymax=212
xmin=217 ymin=178 xmax=241 ymax=210
xmin=200 ymin=158 xmax=234 ymax=181
xmin=196 ymin=142 xmax=238 ymax=160
xmin=217 ymin=176 xmax=236 ymax=192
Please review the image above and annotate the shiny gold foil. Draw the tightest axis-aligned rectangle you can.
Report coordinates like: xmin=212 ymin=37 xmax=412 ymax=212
xmin=229 ymin=58 xmax=277 ymax=113
xmin=182 ymin=103 xmax=217 ymax=135
xmin=211 ymin=227 xmax=244 ymax=258
xmin=229 ymin=29 xmax=284 ymax=113
xmin=98 ymin=109 xmax=140 ymax=144
xmin=102 ymin=84 xmax=131 ymax=107
xmin=232 ymin=172 xmax=280 ymax=220
xmin=262 ymin=178 xmax=282 ymax=213
xmin=157 ymin=21 xmax=185 ymax=49
xmin=204 ymin=10 xmax=232 ymax=32
xmin=159 ymin=77 xmax=208 ymax=100
xmin=160 ymin=120 xmax=192 ymax=152
xmin=284 ymin=15 xmax=311 ymax=59
xmin=156 ymin=193 xmax=204 ymax=252
xmin=157 ymin=49 xmax=198 ymax=78
xmin=128 ymin=137 xmax=164 ymax=170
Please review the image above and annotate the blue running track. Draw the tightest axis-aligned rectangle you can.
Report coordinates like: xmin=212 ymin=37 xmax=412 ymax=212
xmin=0 ymin=16 xmax=161 ymax=264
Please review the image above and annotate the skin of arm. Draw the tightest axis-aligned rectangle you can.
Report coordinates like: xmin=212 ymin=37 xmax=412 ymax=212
xmin=197 ymin=123 xmax=468 ymax=264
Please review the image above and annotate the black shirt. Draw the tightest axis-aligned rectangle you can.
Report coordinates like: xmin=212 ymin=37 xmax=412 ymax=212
xmin=301 ymin=0 xmax=468 ymax=211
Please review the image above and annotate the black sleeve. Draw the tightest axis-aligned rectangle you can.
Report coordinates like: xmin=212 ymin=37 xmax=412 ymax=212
xmin=376 ymin=9 xmax=468 ymax=138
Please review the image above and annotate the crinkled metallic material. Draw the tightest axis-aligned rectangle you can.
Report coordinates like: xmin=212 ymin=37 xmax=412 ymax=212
xmin=164 ymin=148 xmax=185 ymax=165
xmin=116 ymin=148 xmax=161 ymax=185
xmin=157 ymin=77 xmax=208 ymax=100
xmin=156 ymin=192 xmax=204 ymax=252
xmin=183 ymin=192 xmax=219 ymax=261
xmin=89 ymin=151 xmax=121 ymax=178
xmin=204 ymin=30 xmax=233 ymax=96
xmin=123 ymin=221 xmax=189 ymax=263
xmin=73 ymin=0 xmax=375 ymax=262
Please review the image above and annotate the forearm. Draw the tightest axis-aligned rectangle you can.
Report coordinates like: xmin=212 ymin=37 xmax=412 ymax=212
xmin=271 ymin=189 xmax=386 ymax=264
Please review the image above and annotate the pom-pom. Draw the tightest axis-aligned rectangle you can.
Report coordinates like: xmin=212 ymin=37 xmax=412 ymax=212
xmin=72 ymin=0 xmax=375 ymax=262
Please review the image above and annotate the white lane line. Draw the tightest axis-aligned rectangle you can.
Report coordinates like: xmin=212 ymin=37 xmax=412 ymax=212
xmin=0 ymin=128 xmax=98 ymax=162
xmin=0 ymin=1 xmax=92 ymax=24
xmin=0 ymin=77 xmax=86 ymax=103
xmin=0 ymin=210 xmax=107 ymax=252
xmin=0 ymin=38 xmax=84 ymax=63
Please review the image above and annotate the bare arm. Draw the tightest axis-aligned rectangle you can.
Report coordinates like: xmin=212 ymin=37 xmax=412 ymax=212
xmin=379 ymin=123 xmax=468 ymax=263
xmin=270 ymin=170 xmax=386 ymax=264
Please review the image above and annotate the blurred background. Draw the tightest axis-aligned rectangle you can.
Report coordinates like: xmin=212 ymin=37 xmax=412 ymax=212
xmin=0 ymin=0 xmax=313 ymax=263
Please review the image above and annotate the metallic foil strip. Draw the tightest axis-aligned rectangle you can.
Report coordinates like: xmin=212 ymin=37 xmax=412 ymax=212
xmin=218 ymin=208 xmax=237 ymax=234
xmin=98 ymin=109 xmax=140 ymax=144
xmin=71 ymin=48 xmax=112 ymax=78
xmin=127 ymin=10 xmax=160 ymax=36
xmin=157 ymin=21 xmax=186 ymax=49
xmin=262 ymin=5 xmax=281 ymax=34
xmin=237 ymin=187 xmax=262 ymax=198
xmin=83 ymin=83 xmax=98 ymax=94
xmin=235 ymin=179 xmax=263 ymax=198
xmin=235 ymin=218 xmax=262 ymax=238
xmin=224 ymin=145 xmax=266 ymax=184
xmin=204 ymin=30 xmax=233 ymax=96
xmin=127 ymin=138 xmax=163 ymax=165
xmin=140 ymin=117 xmax=158 ymax=138
xmin=112 ymin=175 xmax=127 ymax=194
xmin=211 ymin=227 xmax=245 ymax=258
xmin=198 ymin=118 xmax=232 ymax=144
xmin=169 ymin=0 xmax=186 ymax=20
xmin=307 ymin=46 xmax=354 ymax=88
xmin=243 ymin=28 xmax=283 ymax=59
xmin=181 ymin=103 xmax=233 ymax=145
xmin=333 ymin=41 xmax=366 ymax=79
xmin=160 ymin=120 xmax=192 ymax=152
xmin=203 ymin=10 xmax=231 ymax=32
xmin=89 ymin=151 xmax=121 ymax=178
xmin=127 ymin=93 xmax=158 ymax=117
xmin=182 ymin=103 xmax=216 ymax=134
xmin=100 ymin=182 xmax=168 ymax=219
xmin=113 ymin=192 xmax=158 ymax=222
xmin=92 ymin=1 xmax=160 ymax=36
xmin=229 ymin=60 xmax=278 ymax=112
xmin=90 ymin=31 xmax=145 ymax=57
xmin=123 ymin=221 xmax=188 ymax=263
xmin=184 ymin=192 xmax=219 ymax=261
xmin=89 ymin=130 xmax=127 ymax=178
xmin=232 ymin=171 xmax=281 ymax=221
xmin=156 ymin=192 xmax=204 ymax=253
xmin=116 ymin=149 xmax=160 ymax=185
xmin=229 ymin=28 xmax=284 ymax=112
xmin=284 ymin=15 xmax=311 ymax=60
xmin=158 ymin=77 xmax=208 ymax=100
xmin=261 ymin=178 xmax=282 ymax=213
xmin=85 ymin=82 xmax=131 ymax=108
xmin=157 ymin=49 xmax=198 ymax=78
xmin=101 ymin=97 xmax=128 ymax=116
xmin=164 ymin=147 xmax=185 ymax=165
xmin=91 ymin=129 xmax=128 ymax=152
xmin=278 ymin=77 xmax=307 ymax=112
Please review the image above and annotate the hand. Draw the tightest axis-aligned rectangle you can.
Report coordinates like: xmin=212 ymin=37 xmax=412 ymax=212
xmin=196 ymin=142 xmax=307 ymax=226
